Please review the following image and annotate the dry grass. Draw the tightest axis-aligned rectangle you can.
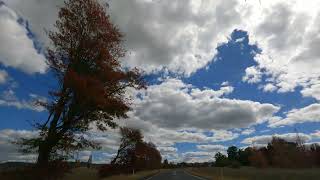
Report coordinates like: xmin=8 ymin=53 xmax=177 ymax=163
xmin=104 ymin=169 xmax=160 ymax=180
xmin=186 ymin=167 xmax=320 ymax=180
xmin=62 ymin=167 xmax=160 ymax=180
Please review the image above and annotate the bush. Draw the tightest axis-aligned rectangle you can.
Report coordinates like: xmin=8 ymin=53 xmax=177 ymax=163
xmin=0 ymin=160 xmax=71 ymax=180
xmin=98 ymin=164 xmax=126 ymax=177
xmin=229 ymin=161 xmax=241 ymax=168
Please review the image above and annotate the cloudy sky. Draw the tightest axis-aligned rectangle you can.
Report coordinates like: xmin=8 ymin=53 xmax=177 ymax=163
xmin=0 ymin=0 xmax=320 ymax=163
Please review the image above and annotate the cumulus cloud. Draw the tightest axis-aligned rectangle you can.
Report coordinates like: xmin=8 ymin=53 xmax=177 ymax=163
xmin=131 ymin=78 xmax=279 ymax=130
xmin=241 ymin=128 xmax=256 ymax=135
xmin=196 ymin=144 xmax=227 ymax=152
xmin=181 ymin=151 xmax=213 ymax=163
xmin=301 ymin=84 xmax=320 ymax=101
xmin=262 ymin=83 xmax=277 ymax=92
xmin=4 ymin=0 xmax=320 ymax=99
xmin=0 ymin=69 xmax=8 ymax=84
xmin=310 ymin=130 xmax=320 ymax=138
xmin=311 ymin=130 xmax=320 ymax=139
xmin=0 ymin=90 xmax=46 ymax=112
xmin=0 ymin=129 xmax=38 ymax=162
xmin=241 ymin=133 xmax=312 ymax=146
xmin=269 ymin=103 xmax=320 ymax=127
xmin=241 ymin=0 xmax=320 ymax=98
xmin=0 ymin=3 xmax=47 ymax=74
xmin=242 ymin=66 xmax=262 ymax=84
xmin=3 ymin=0 xmax=244 ymax=76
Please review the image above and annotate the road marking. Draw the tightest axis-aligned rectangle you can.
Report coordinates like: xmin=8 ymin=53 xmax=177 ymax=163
xmin=173 ymin=171 xmax=176 ymax=175
xmin=145 ymin=170 xmax=161 ymax=180
xmin=183 ymin=170 xmax=207 ymax=180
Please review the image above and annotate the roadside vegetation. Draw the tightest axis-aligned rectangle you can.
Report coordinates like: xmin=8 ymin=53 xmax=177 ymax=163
xmin=187 ymin=167 xmax=320 ymax=180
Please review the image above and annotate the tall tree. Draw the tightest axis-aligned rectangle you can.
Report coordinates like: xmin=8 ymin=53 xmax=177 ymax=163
xmin=18 ymin=0 xmax=144 ymax=167
xmin=227 ymin=146 xmax=238 ymax=161
xmin=111 ymin=127 xmax=143 ymax=165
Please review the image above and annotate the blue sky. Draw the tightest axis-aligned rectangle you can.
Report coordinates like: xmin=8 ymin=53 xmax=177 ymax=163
xmin=1 ymin=0 xmax=320 ymax=163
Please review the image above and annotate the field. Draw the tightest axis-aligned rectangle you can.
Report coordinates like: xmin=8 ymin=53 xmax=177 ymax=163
xmin=187 ymin=167 xmax=320 ymax=180
xmin=0 ymin=166 xmax=159 ymax=180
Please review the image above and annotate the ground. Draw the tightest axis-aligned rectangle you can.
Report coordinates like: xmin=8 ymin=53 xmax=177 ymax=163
xmin=186 ymin=167 xmax=320 ymax=180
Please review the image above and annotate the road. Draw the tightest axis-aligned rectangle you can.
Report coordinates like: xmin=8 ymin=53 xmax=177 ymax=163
xmin=144 ymin=169 xmax=207 ymax=180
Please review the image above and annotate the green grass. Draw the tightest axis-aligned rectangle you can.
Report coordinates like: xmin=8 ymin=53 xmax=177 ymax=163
xmin=186 ymin=167 xmax=320 ymax=180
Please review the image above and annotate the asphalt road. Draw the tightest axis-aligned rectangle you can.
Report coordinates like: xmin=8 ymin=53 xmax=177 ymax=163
xmin=144 ymin=169 xmax=207 ymax=180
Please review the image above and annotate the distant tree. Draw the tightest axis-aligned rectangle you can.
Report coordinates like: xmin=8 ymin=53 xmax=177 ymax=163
xmin=163 ymin=159 xmax=169 ymax=168
xmin=111 ymin=127 xmax=143 ymax=166
xmin=238 ymin=147 xmax=253 ymax=166
xmin=107 ymin=128 xmax=161 ymax=175
xmin=17 ymin=0 xmax=144 ymax=168
xmin=227 ymin=146 xmax=239 ymax=161
xmin=268 ymin=137 xmax=305 ymax=168
xmin=249 ymin=149 xmax=268 ymax=168
xmin=214 ymin=152 xmax=229 ymax=167
xmin=133 ymin=142 xmax=162 ymax=171
xmin=310 ymin=143 xmax=320 ymax=166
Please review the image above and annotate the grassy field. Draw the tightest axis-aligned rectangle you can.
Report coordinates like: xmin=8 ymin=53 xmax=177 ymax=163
xmin=186 ymin=167 xmax=320 ymax=180
xmin=62 ymin=167 xmax=160 ymax=180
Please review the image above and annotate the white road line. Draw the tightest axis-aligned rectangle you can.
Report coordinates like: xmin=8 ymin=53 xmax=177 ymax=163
xmin=183 ymin=170 xmax=207 ymax=180
xmin=145 ymin=170 xmax=161 ymax=180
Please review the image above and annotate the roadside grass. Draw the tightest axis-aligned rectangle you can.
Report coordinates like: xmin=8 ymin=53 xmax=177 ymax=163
xmin=62 ymin=167 xmax=99 ymax=180
xmin=104 ymin=169 xmax=160 ymax=180
xmin=63 ymin=167 xmax=160 ymax=180
xmin=186 ymin=167 xmax=320 ymax=180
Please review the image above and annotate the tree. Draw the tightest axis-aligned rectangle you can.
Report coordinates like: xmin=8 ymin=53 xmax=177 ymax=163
xmin=111 ymin=127 xmax=143 ymax=165
xmin=214 ymin=152 xmax=229 ymax=167
xmin=18 ymin=0 xmax=144 ymax=168
xmin=163 ymin=159 xmax=169 ymax=168
xmin=238 ymin=147 xmax=253 ymax=166
xmin=107 ymin=128 xmax=161 ymax=175
xmin=227 ymin=146 xmax=238 ymax=161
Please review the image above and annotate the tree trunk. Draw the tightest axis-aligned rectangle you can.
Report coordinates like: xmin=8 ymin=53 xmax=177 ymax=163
xmin=37 ymin=143 xmax=51 ymax=167
xmin=36 ymin=93 xmax=66 ymax=167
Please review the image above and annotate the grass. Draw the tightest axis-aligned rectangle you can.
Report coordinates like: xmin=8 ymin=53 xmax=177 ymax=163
xmin=104 ymin=169 xmax=160 ymax=180
xmin=186 ymin=167 xmax=320 ymax=180
xmin=62 ymin=167 xmax=160 ymax=180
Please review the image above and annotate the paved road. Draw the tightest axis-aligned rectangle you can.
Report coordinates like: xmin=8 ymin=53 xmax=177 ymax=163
xmin=144 ymin=169 xmax=207 ymax=180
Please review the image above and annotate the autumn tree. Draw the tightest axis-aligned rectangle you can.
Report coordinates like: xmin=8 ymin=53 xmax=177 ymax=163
xmin=111 ymin=127 xmax=144 ymax=166
xmin=18 ymin=0 xmax=144 ymax=168
xmin=108 ymin=127 xmax=161 ymax=175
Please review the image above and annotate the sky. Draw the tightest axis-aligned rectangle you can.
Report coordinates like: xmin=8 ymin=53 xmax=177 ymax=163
xmin=0 ymin=0 xmax=320 ymax=163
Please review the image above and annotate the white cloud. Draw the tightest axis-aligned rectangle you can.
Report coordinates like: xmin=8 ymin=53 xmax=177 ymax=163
xmin=131 ymin=78 xmax=279 ymax=130
xmin=181 ymin=151 xmax=213 ymax=163
xmin=4 ymin=0 xmax=320 ymax=99
xmin=301 ymin=84 xmax=320 ymax=101
xmin=242 ymin=66 xmax=262 ymax=84
xmin=242 ymin=133 xmax=312 ymax=146
xmin=0 ymin=90 xmax=46 ymax=112
xmin=0 ymin=70 xmax=8 ymax=84
xmin=241 ymin=0 xmax=320 ymax=98
xmin=0 ymin=129 xmax=38 ymax=162
xmin=262 ymin=83 xmax=277 ymax=92
xmin=3 ymin=0 xmax=244 ymax=76
xmin=311 ymin=130 xmax=320 ymax=139
xmin=196 ymin=144 xmax=227 ymax=152
xmin=0 ymin=4 xmax=47 ymax=74
xmin=269 ymin=103 xmax=320 ymax=127
xmin=241 ymin=128 xmax=255 ymax=135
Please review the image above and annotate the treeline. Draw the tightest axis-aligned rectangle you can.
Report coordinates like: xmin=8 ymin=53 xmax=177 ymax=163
xmin=214 ymin=137 xmax=320 ymax=168
xmin=99 ymin=128 xmax=162 ymax=177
